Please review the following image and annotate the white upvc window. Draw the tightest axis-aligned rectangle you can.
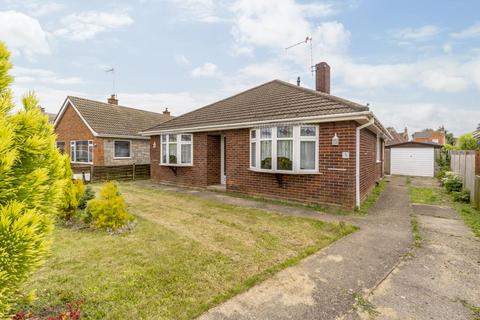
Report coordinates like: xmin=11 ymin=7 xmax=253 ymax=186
xmin=250 ymin=125 xmax=319 ymax=174
xmin=114 ymin=140 xmax=131 ymax=159
xmin=70 ymin=140 xmax=93 ymax=163
xmin=376 ymin=135 xmax=381 ymax=163
xmin=161 ymin=133 xmax=193 ymax=166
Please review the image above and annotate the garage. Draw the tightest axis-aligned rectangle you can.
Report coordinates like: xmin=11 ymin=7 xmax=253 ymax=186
xmin=386 ymin=142 xmax=441 ymax=177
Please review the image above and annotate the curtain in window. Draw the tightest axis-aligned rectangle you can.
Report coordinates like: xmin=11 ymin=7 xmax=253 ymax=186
xmin=114 ymin=141 xmax=130 ymax=158
xmin=169 ymin=143 xmax=177 ymax=164
xmin=260 ymin=140 xmax=271 ymax=169
xmin=277 ymin=140 xmax=293 ymax=170
xmin=300 ymin=141 xmax=315 ymax=169
xmin=181 ymin=144 xmax=191 ymax=163
xmin=76 ymin=141 xmax=89 ymax=163
xmin=251 ymin=142 xmax=256 ymax=167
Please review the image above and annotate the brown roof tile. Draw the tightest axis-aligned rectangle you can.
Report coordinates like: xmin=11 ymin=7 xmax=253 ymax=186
xmin=66 ymin=96 xmax=172 ymax=137
xmin=145 ymin=80 xmax=369 ymax=132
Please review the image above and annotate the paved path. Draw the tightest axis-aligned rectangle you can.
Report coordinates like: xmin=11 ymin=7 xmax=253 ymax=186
xmin=359 ymin=179 xmax=480 ymax=320
xmin=173 ymin=176 xmax=411 ymax=320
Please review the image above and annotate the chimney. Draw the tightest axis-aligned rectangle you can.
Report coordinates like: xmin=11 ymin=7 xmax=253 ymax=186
xmin=108 ymin=94 xmax=118 ymax=105
xmin=163 ymin=108 xmax=170 ymax=116
xmin=296 ymin=76 xmax=301 ymax=86
xmin=315 ymin=62 xmax=330 ymax=94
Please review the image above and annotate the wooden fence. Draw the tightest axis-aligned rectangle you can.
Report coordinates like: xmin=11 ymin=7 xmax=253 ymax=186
xmin=450 ymin=150 xmax=480 ymax=207
xmin=71 ymin=164 xmax=150 ymax=182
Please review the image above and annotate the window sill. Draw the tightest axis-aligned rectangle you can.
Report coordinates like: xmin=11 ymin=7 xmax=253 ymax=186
xmin=160 ymin=163 xmax=193 ymax=167
xmin=248 ymin=168 xmax=321 ymax=175
xmin=71 ymin=161 xmax=93 ymax=165
xmin=376 ymin=160 xmax=381 ymax=163
xmin=114 ymin=157 xmax=132 ymax=160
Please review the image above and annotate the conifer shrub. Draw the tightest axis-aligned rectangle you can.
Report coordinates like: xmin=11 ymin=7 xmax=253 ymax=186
xmin=86 ymin=182 xmax=133 ymax=230
xmin=78 ymin=185 xmax=95 ymax=210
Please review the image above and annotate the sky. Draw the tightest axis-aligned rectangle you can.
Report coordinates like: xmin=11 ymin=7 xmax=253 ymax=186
xmin=1 ymin=0 xmax=479 ymax=136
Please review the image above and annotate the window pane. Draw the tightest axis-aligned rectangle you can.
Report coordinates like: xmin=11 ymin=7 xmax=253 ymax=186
xmin=169 ymin=134 xmax=177 ymax=142
xmin=169 ymin=143 xmax=177 ymax=164
xmin=181 ymin=144 xmax=191 ymax=164
xmin=260 ymin=128 xmax=272 ymax=139
xmin=181 ymin=134 xmax=191 ymax=142
xmin=114 ymin=141 xmax=130 ymax=158
xmin=300 ymin=141 xmax=316 ymax=170
xmin=75 ymin=141 xmax=89 ymax=162
xmin=161 ymin=134 xmax=167 ymax=142
xmin=70 ymin=142 xmax=75 ymax=160
xmin=161 ymin=143 xmax=167 ymax=163
xmin=251 ymin=130 xmax=256 ymax=139
xmin=250 ymin=142 xmax=256 ymax=167
xmin=301 ymin=126 xmax=316 ymax=137
xmin=277 ymin=140 xmax=293 ymax=170
xmin=260 ymin=140 xmax=271 ymax=169
xmin=56 ymin=142 xmax=65 ymax=154
xmin=277 ymin=126 xmax=293 ymax=138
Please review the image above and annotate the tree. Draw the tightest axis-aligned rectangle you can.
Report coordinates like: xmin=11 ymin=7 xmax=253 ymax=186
xmin=0 ymin=42 xmax=67 ymax=316
xmin=456 ymin=133 xmax=479 ymax=150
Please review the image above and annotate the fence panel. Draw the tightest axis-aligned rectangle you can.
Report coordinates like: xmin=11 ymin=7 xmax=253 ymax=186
xmin=450 ymin=150 xmax=478 ymax=206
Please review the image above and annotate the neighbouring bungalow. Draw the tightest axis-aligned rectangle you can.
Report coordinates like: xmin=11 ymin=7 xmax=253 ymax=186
xmin=141 ymin=62 xmax=392 ymax=209
xmin=54 ymin=94 xmax=172 ymax=180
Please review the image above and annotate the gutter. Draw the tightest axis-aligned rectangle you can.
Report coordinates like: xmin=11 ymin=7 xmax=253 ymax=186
xmin=356 ymin=118 xmax=375 ymax=208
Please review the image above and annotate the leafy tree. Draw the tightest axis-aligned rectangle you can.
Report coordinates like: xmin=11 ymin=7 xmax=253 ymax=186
xmin=0 ymin=42 xmax=67 ymax=316
xmin=444 ymin=130 xmax=455 ymax=145
xmin=456 ymin=133 xmax=479 ymax=150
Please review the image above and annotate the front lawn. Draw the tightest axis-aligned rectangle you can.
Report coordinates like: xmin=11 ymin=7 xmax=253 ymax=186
xmin=20 ymin=182 xmax=356 ymax=319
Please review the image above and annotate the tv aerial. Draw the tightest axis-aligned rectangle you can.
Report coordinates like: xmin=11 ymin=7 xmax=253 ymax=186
xmin=285 ymin=36 xmax=314 ymax=76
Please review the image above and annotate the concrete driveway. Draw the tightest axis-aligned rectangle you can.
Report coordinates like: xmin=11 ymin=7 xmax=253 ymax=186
xmin=198 ymin=176 xmax=413 ymax=320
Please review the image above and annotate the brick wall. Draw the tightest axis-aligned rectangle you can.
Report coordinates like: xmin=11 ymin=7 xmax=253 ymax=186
xmin=54 ymin=102 xmax=104 ymax=166
xmin=103 ymin=139 xmax=151 ymax=165
xmin=359 ymin=128 xmax=383 ymax=200
xmin=207 ymin=135 xmax=221 ymax=185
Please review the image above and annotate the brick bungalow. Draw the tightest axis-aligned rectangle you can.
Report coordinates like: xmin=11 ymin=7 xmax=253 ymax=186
xmin=54 ymin=95 xmax=172 ymax=172
xmin=142 ymin=62 xmax=391 ymax=208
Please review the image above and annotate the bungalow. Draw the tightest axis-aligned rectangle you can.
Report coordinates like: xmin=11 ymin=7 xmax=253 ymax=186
xmin=54 ymin=95 xmax=172 ymax=178
xmin=142 ymin=62 xmax=391 ymax=208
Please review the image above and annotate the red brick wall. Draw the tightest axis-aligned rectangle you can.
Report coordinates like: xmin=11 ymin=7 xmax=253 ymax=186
xmin=54 ymin=102 xmax=104 ymax=166
xmin=207 ymin=135 xmax=221 ymax=185
xmin=359 ymin=128 xmax=383 ymax=199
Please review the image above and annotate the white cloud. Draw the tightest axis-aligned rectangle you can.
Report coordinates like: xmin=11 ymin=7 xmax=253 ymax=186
xmin=55 ymin=11 xmax=134 ymax=41
xmin=7 ymin=0 xmax=65 ymax=16
xmin=393 ymin=25 xmax=440 ymax=41
xmin=443 ymin=43 xmax=452 ymax=53
xmin=169 ymin=0 xmax=224 ymax=23
xmin=191 ymin=62 xmax=222 ymax=78
xmin=12 ymin=66 xmax=83 ymax=86
xmin=450 ymin=22 xmax=480 ymax=39
xmin=0 ymin=11 xmax=51 ymax=58
xmin=174 ymin=54 xmax=191 ymax=66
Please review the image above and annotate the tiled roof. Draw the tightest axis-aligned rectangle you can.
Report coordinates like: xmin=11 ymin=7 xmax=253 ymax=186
xmin=386 ymin=127 xmax=408 ymax=146
xmin=145 ymin=80 xmax=369 ymax=132
xmin=65 ymin=96 xmax=172 ymax=137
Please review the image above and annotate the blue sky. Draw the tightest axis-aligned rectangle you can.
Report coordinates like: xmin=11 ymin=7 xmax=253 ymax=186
xmin=1 ymin=0 xmax=479 ymax=136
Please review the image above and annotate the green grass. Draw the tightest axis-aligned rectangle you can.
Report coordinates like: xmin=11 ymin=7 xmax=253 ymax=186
xmin=356 ymin=180 xmax=386 ymax=216
xmin=452 ymin=202 xmax=480 ymax=238
xmin=20 ymin=182 xmax=356 ymax=319
xmin=410 ymin=215 xmax=422 ymax=247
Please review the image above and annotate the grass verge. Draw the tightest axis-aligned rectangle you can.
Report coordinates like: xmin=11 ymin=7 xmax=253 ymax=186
xmin=452 ymin=202 xmax=480 ymax=238
xmin=356 ymin=180 xmax=386 ymax=216
xmin=20 ymin=182 xmax=356 ymax=319
xmin=410 ymin=215 xmax=422 ymax=247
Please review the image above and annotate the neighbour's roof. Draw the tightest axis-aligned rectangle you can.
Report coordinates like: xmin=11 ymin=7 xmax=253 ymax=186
xmin=144 ymin=80 xmax=370 ymax=132
xmin=46 ymin=113 xmax=56 ymax=123
xmin=385 ymin=141 xmax=442 ymax=149
xmin=412 ymin=131 xmax=432 ymax=138
xmin=386 ymin=127 xmax=408 ymax=146
xmin=57 ymin=96 xmax=172 ymax=138
xmin=473 ymin=130 xmax=480 ymax=139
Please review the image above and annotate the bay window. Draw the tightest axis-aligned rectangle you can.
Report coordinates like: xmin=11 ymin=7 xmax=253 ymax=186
xmin=250 ymin=125 xmax=318 ymax=173
xmin=70 ymin=140 xmax=93 ymax=163
xmin=161 ymin=133 xmax=193 ymax=166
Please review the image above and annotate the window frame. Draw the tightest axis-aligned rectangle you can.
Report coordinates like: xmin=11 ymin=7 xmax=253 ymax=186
xmin=56 ymin=141 xmax=65 ymax=154
xmin=160 ymin=133 xmax=193 ymax=166
xmin=70 ymin=140 xmax=93 ymax=164
xmin=113 ymin=140 xmax=132 ymax=159
xmin=250 ymin=125 xmax=319 ymax=174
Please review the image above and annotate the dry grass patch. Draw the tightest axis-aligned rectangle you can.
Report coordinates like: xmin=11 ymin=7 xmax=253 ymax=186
xmin=20 ymin=182 xmax=356 ymax=319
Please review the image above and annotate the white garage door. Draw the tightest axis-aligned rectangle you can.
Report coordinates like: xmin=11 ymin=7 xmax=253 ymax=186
xmin=391 ymin=147 xmax=434 ymax=177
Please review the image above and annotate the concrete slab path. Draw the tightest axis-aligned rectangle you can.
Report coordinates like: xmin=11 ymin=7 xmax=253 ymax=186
xmin=359 ymin=179 xmax=480 ymax=320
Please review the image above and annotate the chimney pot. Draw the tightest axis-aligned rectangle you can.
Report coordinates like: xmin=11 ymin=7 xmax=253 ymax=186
xmin=296 ymin=76 xmax=301 ymax=86
xmin=163 ymin=108 xmax=170 ymax=116
xmin=315 ymin=62 xmax=330 ymax=94
xmin=108 ymin=94 xmax=118 ymax=105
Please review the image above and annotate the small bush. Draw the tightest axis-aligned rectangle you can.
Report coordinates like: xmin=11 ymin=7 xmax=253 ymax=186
xmin=442 ymin=172 xmax=463 ymax=193
xmin=452 ymin=189 xmax=470 ymax=203
xmin=86 ymin=182 xmax=133 ymax=230
xmin=78 ymin=185 xmax=95 ymax=210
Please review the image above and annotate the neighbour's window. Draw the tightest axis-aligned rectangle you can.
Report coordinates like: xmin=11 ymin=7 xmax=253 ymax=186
xmin=70 ymin=140 xmax=93 ymax=163
xmin=114 ymin=140 xmax=131 ymax=158
xmin=376 ymin=135 xmax=381 ymax=162
xmin=161 ymin=134 xmax=193 ymax=165
xmin=56 ymin=141 xmax=65 ymax=154
xmin=250 ymin=125 xmax=318 ymax=173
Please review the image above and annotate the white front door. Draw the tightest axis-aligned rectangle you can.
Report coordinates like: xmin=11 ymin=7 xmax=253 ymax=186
xmin=220 ymin=135 xmax=226 ymax=184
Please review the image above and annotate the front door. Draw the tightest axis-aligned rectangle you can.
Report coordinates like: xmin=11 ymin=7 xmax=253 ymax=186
xmin=220 ymin=135 xmax=226 ymax=184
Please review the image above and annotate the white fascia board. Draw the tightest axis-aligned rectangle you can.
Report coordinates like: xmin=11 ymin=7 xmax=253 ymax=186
xmin=140 ymin=111 xmax=372 ymax=136
xmin=54 ymin=98 xmax=99 ymax=137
